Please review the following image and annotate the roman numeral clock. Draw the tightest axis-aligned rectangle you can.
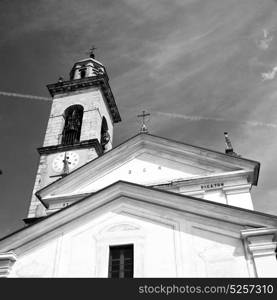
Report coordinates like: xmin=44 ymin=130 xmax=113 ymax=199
xmin=51 ymin=151 xmax=80 ymax=176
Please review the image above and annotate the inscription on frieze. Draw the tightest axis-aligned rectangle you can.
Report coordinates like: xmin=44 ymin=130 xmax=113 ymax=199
xmin=201 ymin=183 xmax=224 ymax=190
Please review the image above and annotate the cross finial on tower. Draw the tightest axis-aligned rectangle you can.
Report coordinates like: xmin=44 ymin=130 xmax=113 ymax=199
xmin=137 ymin=110 xmax=150 ymax=133
xmin=87 ymin=46 xmax=97 ymax=59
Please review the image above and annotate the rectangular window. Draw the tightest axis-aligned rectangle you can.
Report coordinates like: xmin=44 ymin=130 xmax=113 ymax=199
xmin=108 ymin=244 xmax=134 ymax=278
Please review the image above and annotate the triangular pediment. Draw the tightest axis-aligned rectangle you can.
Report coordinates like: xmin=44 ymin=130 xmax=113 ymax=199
xmin=69 ymin=152 xmax=233 ymax=194
xmin=0 ymin=182 xmax=275 ymax=255
xmin=37 ymin=134 xmax=259 ymax=204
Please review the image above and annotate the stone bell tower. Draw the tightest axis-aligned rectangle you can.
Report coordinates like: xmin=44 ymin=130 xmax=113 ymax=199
xmin=26 ymin=50 xmax=121 ymax=221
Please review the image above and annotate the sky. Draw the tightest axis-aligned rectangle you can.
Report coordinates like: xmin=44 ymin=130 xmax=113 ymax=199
xmin=1 ymin=0 xmax=277 ymax=238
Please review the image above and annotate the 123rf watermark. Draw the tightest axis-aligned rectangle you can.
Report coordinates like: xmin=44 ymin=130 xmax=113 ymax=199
xmin=138 ymin=284 xmax=274 ymax=296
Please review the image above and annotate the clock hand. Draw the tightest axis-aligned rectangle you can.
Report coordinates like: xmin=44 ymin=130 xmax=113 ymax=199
xmin=62 ymin=152 xmax=71 ymax=175
xmin=50 ymin=152 xmax=72 ymax=178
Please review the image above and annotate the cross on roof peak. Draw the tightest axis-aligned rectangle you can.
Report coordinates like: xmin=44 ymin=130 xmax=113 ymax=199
xmin=137 ymin=110 xmax=150 ymax=134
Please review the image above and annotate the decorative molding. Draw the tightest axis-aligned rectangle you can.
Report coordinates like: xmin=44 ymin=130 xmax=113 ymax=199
xmin=107 ymin=224 xmax=140 ymax=232
xmin=94 ymin=217 xmax=145 ymax=277
xmin=241 ymin=230 xmax=277 ymax=277
xmin=47 ymin=75 xmax=121 ymax=123
xmin=154 ymin=171 xmax=250 ymax=191
xmin=248 ymin=241 xmax=277 ymax=257
xmin=184 ymin=190 xmax=205 ymax=198
xmin=2 ymin=182 xmax=277 ymax=254
xmin=37 ymin=138 xmax=103 ymax=156
xmin=36 ymin=134 xmax=260 ymax=201
xmin=40 ymin=192 xmax=93 ymax=211
xmin=240 ymin=228 xmax=277 ymax=257
xmin=223 ymin=184 xmax=252 ymax=195
xmin=241 ymin=227 xmax=277 ymax=239
xmin=0 ymin=252 xmax=17 ymax=277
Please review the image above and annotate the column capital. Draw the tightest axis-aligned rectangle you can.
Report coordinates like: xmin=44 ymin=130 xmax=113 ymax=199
xmin=0 ymin=251 xmax=17 ymax=278
xmin=240 ymin=227 xmax=277 ymax=277
xmin=223 ymin=183 xmax=251 ymax=195
xmin=248 ymin=240 xmax=277 ymax=257
xmin=241 ymin=227 xmax=277 ymax=239
xmin=241 ymin=227 xmax=277 ymax=256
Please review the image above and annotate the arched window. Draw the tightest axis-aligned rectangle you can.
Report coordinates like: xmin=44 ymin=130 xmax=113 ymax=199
xmin=100 ymin=117 xmax=110 ymax=150
xmin=79 ymin=68 xmax=86 ymax=79
xmin=61 ymin=105 xmax=84 ymax=145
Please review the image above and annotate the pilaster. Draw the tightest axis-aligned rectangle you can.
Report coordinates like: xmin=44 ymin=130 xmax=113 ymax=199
xmin=241 ymin=227 xmax=277 ymax=277
xmin=0 ymin=252 xmax=17 ymax=278
xmin=224 ymin=184 xmax=253 ymax=210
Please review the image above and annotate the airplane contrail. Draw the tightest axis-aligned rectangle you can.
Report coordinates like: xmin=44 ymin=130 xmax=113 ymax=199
xmin=1 ymin=91 xmax=276 ymax=129
xmin=0 ymin=91 xmax=51 ymax=101
xmin=155 ymin=111 xmax=277 ymax=129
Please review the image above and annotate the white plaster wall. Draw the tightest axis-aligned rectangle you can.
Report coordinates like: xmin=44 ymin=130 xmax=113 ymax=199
xmin=71 ymin=154 xmax=254 ymax=211
xmin=226 ymin=192 xmax=254 ymax=210
xmin=10 ymin=200 xmax=252 ymax=278
xmin=202 ymin=189 xmax=253 ymax=210
xmin=77 ymin=157 xmax=196 ymax=194
xmin=203 ymin=190 xmax=226 ymax=204
xmin=191 ymin=227 xmax=249 ymax=277
xmin=9 ymin=239 xmax=59 ymax=277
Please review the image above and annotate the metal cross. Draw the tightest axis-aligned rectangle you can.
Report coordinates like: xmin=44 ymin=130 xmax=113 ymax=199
xmin=137 ymin=110 xmax=150 ymax=133
xmin=87 ymin=46 xmax=97 ymax=59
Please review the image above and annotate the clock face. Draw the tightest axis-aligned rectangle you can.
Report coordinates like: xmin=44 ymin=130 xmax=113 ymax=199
xmin=52 ymin=151 xmax=80 ymax=173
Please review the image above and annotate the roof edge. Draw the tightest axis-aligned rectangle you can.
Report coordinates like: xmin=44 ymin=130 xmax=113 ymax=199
xmin=36 ymin=133 xmax=260 ymax=199
xmin=1 ymin=180 xmax=276 ymax=251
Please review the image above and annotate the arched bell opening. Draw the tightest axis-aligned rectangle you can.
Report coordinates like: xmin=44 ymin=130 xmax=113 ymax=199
xmin=100 ymin=116 xmax=110 ymax=151
xmin=61 ymin=105 xmax=84 ymax=145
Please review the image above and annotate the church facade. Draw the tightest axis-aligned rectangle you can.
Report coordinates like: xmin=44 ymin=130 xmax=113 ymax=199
xmin=0 ymin=53 xmax=277 ymax=278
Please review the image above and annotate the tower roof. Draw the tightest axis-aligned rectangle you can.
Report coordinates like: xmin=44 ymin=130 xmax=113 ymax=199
xmin=72 ymin=57 xmax=104 ymax=68
xmin=47 ymin=56 xmax=121 ymax=123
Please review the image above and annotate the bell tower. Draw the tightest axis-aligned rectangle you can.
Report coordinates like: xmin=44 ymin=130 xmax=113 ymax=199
xmin=26 ymin=51 xmax=121 ymax=221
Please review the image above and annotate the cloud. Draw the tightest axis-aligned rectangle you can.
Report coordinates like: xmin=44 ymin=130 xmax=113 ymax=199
xmin=261 ymin=65 xmax=277 ymax=80
xmin=0 ymin=91 xmax=51 ymax=101
xmin=155 ymin=111 xmax=277 ymax=128
xmin=257 ymin=29 xmax=273 ymax=50
xmin=1 ymin=0 xmax=277 ymax=230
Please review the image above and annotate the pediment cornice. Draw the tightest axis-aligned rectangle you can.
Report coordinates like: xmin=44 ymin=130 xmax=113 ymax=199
xmin=0 ymin=181 xmax=275 ymax=254
xmin=36 ymin=134 xmax=260 ymax=200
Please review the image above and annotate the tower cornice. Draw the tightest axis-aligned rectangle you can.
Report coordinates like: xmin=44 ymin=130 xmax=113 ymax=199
xmin=47 ymin=75 xmax=121 ymax=123
xmin=37 ymin=138 xmax=103 ymax=156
